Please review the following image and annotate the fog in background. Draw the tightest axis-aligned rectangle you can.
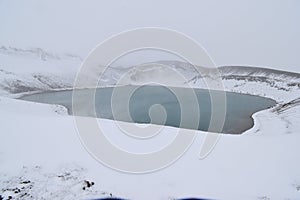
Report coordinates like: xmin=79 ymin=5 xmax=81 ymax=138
xmin=0 ymin=0 xmax=299 ymax=72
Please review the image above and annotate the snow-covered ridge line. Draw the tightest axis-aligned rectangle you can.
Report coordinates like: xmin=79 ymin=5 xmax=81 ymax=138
xmin=0 ymin=48 xmax=299 ymax=103
xmin=153 ymin=60 xmax=300 ymax=77
xmin=0 ymin=70 xmax=73 ymax=96
xmin=104 ymin=61 xmax=300 ymax=82
xmin=0 ymin=45 xmax=83 ymax=62
xmin=219 ymin=65 xmax=300 ymax=80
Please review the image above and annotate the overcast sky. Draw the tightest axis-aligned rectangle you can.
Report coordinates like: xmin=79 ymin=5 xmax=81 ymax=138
xmin=0 ymin=0 xmax=299 ymax=72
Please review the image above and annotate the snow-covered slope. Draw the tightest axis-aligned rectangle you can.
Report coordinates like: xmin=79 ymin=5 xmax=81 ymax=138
xmin=0 ymin=46 xmax=80 ymax=97
xmin=1 ymin=46 xmax=299 ymax=102
xmin=1 ymin=47 xmax=300 ymax=200
xmin=217 ymin=66 xmax=300 ymax=102
xmin=0 ymin=98 xmax=115 ymax=200
xmin=98 ymin=61 xmax=300 ymax=103
xmin=1 ymin=93 xmax=300 ymax=200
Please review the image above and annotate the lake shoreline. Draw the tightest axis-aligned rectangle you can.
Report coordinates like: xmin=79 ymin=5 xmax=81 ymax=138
xmin=20 ymin=85 xmax=277 ymax=135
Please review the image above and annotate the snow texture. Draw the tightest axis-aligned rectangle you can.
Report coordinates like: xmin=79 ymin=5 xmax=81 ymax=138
xmin=0 ymin=47 xmax=300 ymax=200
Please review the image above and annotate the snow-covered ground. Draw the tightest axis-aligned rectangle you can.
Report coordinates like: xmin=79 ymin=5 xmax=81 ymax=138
xmin=1 ymin=47 xmax=300 ymax=200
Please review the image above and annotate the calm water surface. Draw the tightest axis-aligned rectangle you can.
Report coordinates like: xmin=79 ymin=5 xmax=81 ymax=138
xmin=21 ymin=85 xmax=276 ymax=134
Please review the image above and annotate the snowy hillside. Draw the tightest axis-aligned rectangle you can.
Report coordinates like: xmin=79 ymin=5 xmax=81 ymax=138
xmin=0 ymin=46 xmax=80 ymax=97
xmin=1 ymin=47 xmax=300 ymax=103
xmin=1 ymin=46 xmax=300 ymax=200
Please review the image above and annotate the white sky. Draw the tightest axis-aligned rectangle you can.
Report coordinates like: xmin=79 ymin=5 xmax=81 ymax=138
xmin=0 ymin=0 xmax=299 ymax=72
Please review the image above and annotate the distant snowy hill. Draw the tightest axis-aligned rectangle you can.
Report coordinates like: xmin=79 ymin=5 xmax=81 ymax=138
xmin=1 ymin=47 xmax=299 ymax=102
xmin=0 ymin=46 xmax=79 ymax=96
